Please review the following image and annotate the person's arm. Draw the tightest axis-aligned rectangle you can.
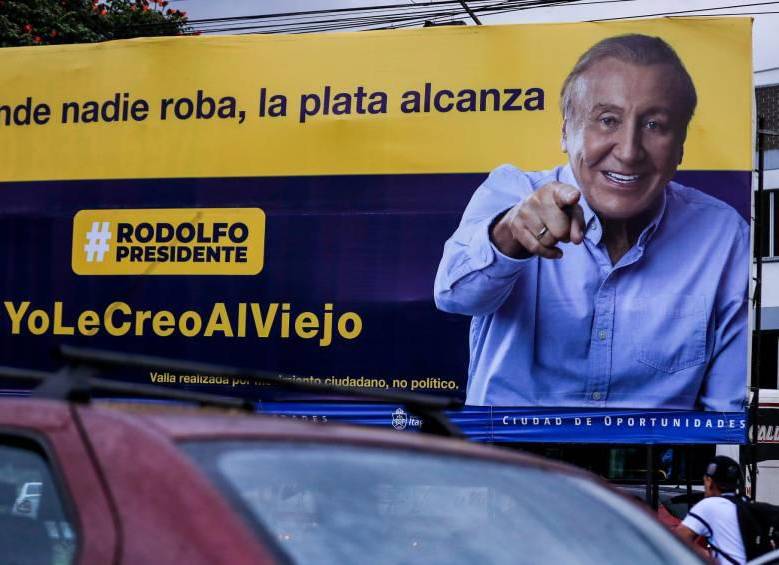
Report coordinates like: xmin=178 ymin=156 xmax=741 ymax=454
xmin=433 ymin=166 xmax=584 ymax=316
xmin=679 ymin=501 xmax=719 ymax=563
xmin=699 ymin=223 xmax=749 ymax=412
xmin=675 ymin=524 xmax=714 ymax=562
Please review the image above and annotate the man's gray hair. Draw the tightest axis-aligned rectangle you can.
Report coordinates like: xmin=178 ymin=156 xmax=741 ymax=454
xmin=560 ymin=34 xmax=697 ymax=129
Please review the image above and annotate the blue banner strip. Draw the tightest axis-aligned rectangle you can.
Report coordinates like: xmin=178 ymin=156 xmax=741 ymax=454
xmin=0 ymin=390 xmax=748 ymax=443
xmin=258 ymin=403 xmax=748 ymax=444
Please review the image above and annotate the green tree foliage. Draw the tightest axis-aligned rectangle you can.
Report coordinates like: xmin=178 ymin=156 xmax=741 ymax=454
xmin=0 ymin=0 xmax=192 ymax=47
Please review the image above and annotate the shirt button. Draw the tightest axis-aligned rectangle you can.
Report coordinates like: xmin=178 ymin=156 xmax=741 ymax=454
xmin=598 ymin=330 xmax=607 ymax=340
xmin=592 ymin=392 xmax=602 ymax=400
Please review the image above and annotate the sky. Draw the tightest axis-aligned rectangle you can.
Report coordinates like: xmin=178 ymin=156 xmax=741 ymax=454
xmin=170 ymin=0 xmax=779 ymax=77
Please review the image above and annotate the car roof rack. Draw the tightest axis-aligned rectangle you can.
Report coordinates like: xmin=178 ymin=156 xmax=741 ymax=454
xmin=0 ymin=345 xmax=464 ymax=438
xmin=0 ymin=364 xmax=254 ymax=411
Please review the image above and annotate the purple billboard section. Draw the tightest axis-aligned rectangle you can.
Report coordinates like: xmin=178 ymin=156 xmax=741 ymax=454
xmin=674 ymin=170 xmax=750 ymax=221
xmin=0 ymin=169 xmax=750 ymax=408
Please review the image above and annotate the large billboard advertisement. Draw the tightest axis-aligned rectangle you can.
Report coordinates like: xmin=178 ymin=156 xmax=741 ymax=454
xmin=0 ymin=18 xmax=752 ymax=442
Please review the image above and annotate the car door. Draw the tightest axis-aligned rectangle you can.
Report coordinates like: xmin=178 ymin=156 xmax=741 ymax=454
xmin=73 ymin=404 xmax=279 ymax=564
xmin=0 ymin=398 xmax=117 ymax=564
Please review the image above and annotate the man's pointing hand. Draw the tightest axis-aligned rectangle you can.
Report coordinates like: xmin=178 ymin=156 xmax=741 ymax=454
xmin=490 ymin=182 xmax=586 ymax=260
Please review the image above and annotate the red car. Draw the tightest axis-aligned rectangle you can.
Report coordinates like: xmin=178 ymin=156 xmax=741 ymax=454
xmin=0 ymin=395 xmax=702 ymax=565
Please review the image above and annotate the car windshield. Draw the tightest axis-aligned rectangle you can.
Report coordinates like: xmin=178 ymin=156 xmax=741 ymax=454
xmin=182 ymin=441 xmax=698 ymax=565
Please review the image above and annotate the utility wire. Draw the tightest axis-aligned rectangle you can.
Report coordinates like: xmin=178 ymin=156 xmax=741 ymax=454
xmin=184 ymin=0 xmax=578 ymax=31
xmin=478 ymin=0 xmax=636 ymax=14
xmin=189 ymin=1 xmax=505 ymax=34
xmin=192 ymin=4 xmax=468 ymax=28
xmin=133 ymin=0 xmax=505 ymax=34
xmin=186 ymin=0 xmax=511 ymax=25
xmin=192 ymin=7 xmax=471 ymax=34
xmin=121 ymin=0 xmax=639 ymax=35
xmin=590 ymin=0 xmax=779 ymax=21
xmin=186 ymin=0 xmax=593 ymax=34
xmin=672 ymin=10 xmax=779 ymax=15
xmin=123 ymin=0 xmax=775 ymax=36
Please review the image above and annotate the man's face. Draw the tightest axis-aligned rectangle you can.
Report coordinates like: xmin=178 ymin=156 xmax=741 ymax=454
xmin=562 ymin=58 xmax=688 ymax=221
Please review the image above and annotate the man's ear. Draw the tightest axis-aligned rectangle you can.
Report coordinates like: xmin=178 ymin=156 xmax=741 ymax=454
xmin=561 ymin=119 xmax=568 ymax=153
xmin=677 ymin=126 xmax=688 ymax=165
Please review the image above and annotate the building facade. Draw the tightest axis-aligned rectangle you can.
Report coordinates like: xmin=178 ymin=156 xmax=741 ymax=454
xmin=756 ymin=70 xmax=779 ymax=389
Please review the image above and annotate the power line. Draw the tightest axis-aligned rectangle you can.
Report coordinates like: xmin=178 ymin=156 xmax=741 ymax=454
xmin=185 ymin=0 xmax=637 ymax=35
xmin=474 ymin=0 xmax=637 ymax=21
xmin=673 ymin=10 xmax=779 ymax=15
xmin=126 ymin=0 xmax=499 ymax=34
xmin=188 ymin=1 xmax=499 ymax=34
xmin=125 ymin=0 xmax=775 ymax=36
xmin=589 ymin=0 xmax=779 ymax=21
xmin=184 ymin=0 xmax=591 ymax=34
xmin=191 ymin=6 xmax=472 ymax=34
xmin=187 ymin=0 xmax=508 ymax=26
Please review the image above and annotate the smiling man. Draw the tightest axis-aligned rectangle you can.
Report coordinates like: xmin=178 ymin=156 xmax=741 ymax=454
xmin=434 ymin=34 xmax=748 ymax=410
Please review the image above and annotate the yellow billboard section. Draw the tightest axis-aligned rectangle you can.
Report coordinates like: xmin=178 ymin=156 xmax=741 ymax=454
xmin=0 ymin=17 xmax=751 ymax=181
xmin=71 ymin=208 xmax=265 ymax=275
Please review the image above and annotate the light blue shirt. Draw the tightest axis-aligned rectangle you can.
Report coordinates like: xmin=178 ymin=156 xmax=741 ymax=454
xmin=434 ymin=164 xmax=748 ymax=410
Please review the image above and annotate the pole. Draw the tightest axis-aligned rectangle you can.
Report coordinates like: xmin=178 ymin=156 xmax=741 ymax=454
xmin=751 ymin=117 xmax=766 ymax=501
xmin=685 ymin=446 xmax=693 ymax=511
xmin=651 ymin=449 xmax=660 ymax=511
xmin=752 ymin=123 xmax=779 ymax=499
xmin=645 ymin=445 xmax=656 ymax=508
xmin=457 ymin=0 xmax=482 ymax=25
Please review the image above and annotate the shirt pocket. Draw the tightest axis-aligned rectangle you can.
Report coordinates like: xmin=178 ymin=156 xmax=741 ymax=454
xmin=632 ymin=294 xmax=707 ymax=373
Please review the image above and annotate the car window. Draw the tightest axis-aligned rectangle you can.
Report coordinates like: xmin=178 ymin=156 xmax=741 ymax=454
xmin=0 ymin=436 xmax=77 ymax=565
xmin=183 ymin=441 xmax=699 ymax=565
xmin=24 ymin=482 xmax=43 ymax=496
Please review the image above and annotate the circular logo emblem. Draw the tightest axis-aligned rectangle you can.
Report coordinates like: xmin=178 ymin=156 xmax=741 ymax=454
xmin=391 ymin=408 xmax=408 ymax=430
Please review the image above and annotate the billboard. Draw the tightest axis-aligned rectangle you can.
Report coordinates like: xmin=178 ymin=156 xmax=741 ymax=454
xmin=0 ymin=18 xmax=752 ymax=442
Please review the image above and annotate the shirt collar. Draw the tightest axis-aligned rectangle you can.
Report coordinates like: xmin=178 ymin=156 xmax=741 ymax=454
xmin=637 ymin=190 xmax=667 ymax=250
xmin=558 ymin=164 xmax=668 ymax=249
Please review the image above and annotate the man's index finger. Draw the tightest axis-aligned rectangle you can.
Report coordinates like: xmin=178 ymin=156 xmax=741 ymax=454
xmin=552 ymin=183 xmax=581 ymax=209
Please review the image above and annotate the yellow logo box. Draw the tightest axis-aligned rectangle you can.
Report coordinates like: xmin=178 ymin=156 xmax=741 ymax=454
xmin=72 ymin=208 xmax=265 ymax=275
